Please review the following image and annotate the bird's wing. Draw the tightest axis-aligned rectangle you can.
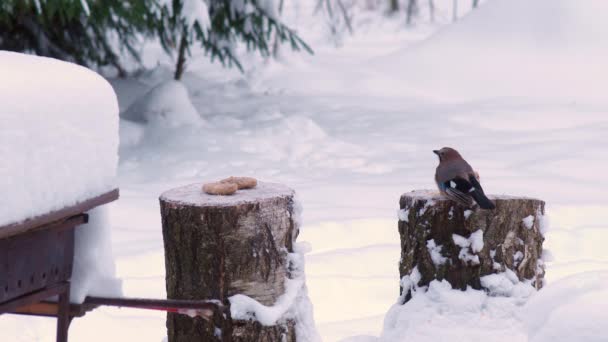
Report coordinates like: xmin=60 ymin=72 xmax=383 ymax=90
xmin=468 ymin=175 xmax=496 ymax=209
xmin=442 ymin=177 xmax=474 ymax=207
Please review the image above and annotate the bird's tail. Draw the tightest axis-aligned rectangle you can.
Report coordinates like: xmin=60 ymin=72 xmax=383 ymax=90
xmin=469 ymin=176 xmax=496 ymax=210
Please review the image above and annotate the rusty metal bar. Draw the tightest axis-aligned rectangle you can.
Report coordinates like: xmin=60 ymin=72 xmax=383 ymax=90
xmin=84 ymin=296 xmax=223 ymax=319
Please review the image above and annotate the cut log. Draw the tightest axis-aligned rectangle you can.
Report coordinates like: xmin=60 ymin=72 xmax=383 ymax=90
xmin=160 ymin=182 xmax=299 ymax=342
xmin=398 ymin=190 xmax=545 ymax=298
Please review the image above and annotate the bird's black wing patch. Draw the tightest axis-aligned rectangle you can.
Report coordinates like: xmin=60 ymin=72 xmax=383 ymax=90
xmin=468 ymin=175 xmax=496 ymax=209
xmin=443 ymin=177 xmax=474 ymax=207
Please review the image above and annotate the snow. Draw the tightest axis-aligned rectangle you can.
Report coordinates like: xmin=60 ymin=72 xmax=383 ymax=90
xmin=121 ymin=80 xmax=202 ymax=127
xmin=397 ymin=209 xmax=409 ymax=222
xmin=372 ymin=0 xmax=608 ymax=102
xmin=452 ymin=232 xmax=482 ymax=265
xmin=80 ymin=0 xmax=90 ymax=16
xmin=160 ymin=181 xmax=294 ymax=206
xmin=3 ymin=0 xmax=608 ymax=341
xmin=382 ymin=279 xmax=531 ymax=342
xmin=538 ymin=213 xmax=550 ymax=236
xmin=463 ymin=209 xmax=472 ymax=219
xmin=70 ymin=206 xmax=123 ymax=303
xmin=480 ymin=269 xmax=535 ymax=299
xmin=469 ymin=229 xmax=484 ymax=253
xmin=229 ymin=276 xmax=303 ymax=325
xmin=0 ymin=51 xmax=118 ymax=227
xmin=524 ymin=272 xmax=608 ymax=342
xmin=426 ymin=239 xmax=447 ymax=266
xmin=523 ymin=215 xmax=535 ymax=230
xmin=182 ymin=0 xmax=211 ymax=31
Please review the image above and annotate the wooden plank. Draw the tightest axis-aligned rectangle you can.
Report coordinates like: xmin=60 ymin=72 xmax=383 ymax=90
xmin=0 ymin=189 xmax=119 ymax=239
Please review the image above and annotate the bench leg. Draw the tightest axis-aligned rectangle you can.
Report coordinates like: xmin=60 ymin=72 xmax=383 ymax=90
xmin=56 ymin=283 xmax=71 ymax=342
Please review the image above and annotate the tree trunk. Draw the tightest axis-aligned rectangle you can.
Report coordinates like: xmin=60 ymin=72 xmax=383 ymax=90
xmin=406 ymin=0 xmax=417 ymax=25
xmin=398 ymin=190 xmax=545 ymax=298
xmin=452 ymin=0 xmax=458 ymax=21
xmin=160 ymin=182 xmax=299 ymax=342
xmin=472 ymin=0 xmax=479 ymax=8
xmin=428 ymin=0 xmax=435 ymax=23
xmin=174 ymin=28 xmax=188 ymax=81
xmin=389 ymin=0 xmax=399 ymax=13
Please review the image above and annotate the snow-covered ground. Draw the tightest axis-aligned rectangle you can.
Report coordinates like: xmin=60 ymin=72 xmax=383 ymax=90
xmin=2 ymin=0 xmax=608 ymax=341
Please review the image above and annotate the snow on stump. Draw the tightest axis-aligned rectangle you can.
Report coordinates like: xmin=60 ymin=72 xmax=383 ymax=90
xmin=397 ymin=190 xmax=546 ymax=299
xmin=160 ymin=182 xmax=298 ymax=342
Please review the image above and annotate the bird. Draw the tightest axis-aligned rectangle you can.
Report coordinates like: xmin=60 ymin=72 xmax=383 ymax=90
xmin=433 ymin=147 xmax=496 ymax=209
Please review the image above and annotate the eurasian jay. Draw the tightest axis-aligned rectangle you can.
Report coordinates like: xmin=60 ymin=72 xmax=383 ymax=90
xmin=433 ymin=147 xmax=496 ymax=210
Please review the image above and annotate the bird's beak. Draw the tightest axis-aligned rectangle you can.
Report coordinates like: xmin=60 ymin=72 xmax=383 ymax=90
xmin=433 ymin=150 xmax=439 ymax=155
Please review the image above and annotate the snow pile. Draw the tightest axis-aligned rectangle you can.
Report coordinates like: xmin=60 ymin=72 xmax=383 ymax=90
xmin=122 ymin=80 xmax=203 ymax=127
xmin=0 ymin=51 xmax=118 ymax=227
xmin=0 ymin=51 xmax=121 ymax=303
xmin=373 ymin=0 xmax=608 ymax=101
xmin=382 ymin=277 xmax=534 ymax=342
xmin=480 ymin=269 xmax=535 ymax=299
xmin=523 ymin=272 xmax=608 ymax=342
xmin=70 ymin=207 xmax=123 ymax=303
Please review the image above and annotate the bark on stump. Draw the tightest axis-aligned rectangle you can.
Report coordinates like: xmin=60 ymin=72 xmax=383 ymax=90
xmin=398 ymin=190 xmax=545 ymax=298
xmin=160 ymin=182 xmax=298 ymax=342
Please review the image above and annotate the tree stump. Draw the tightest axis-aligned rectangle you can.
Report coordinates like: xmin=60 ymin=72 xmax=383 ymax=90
xmin=160 ymin=182 xmax=299 ymax=342
xmin=398 ymin=190 xmax=546 ymax=298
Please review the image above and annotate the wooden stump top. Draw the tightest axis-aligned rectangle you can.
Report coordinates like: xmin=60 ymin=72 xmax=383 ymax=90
xmin=400 ymin=190 xmax=543 ymax=204
xmin=160 ymin=182 xmax=295 ymax=208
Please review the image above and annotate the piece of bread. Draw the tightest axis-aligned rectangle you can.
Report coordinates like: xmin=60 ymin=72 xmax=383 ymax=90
xmin=220 ymin=176 xmax=257 ymax=190
xmin=202 ymin=182 xmax=238 ymax=195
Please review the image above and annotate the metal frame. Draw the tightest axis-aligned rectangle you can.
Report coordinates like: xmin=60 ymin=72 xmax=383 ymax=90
xmin=0 ymin=189 xmax=119 ymax=342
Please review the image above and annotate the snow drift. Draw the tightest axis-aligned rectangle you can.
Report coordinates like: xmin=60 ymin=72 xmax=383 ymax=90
xmin=373 ymin=0 xmax=608 ymax=101
xmin=121 ymin=80 xmax=203 ymax=127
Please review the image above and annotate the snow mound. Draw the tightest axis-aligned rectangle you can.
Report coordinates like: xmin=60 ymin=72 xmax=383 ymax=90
xmin=70 ymin=207 xmax=122 ymax=303
xmin=0 ymin=51 xmax=118 ymax=226
xmin=524 ymin=271 xmax=608 ymax=342
xmin=122 ymin=80 xmax=203 ymax=127
xmin=382 ymin=279 xmax=533 ymax=342
xmin=373 ymin=0 xmax=608 ymax=101
xmin=381 ymin=270 xmax=607 ymax=342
